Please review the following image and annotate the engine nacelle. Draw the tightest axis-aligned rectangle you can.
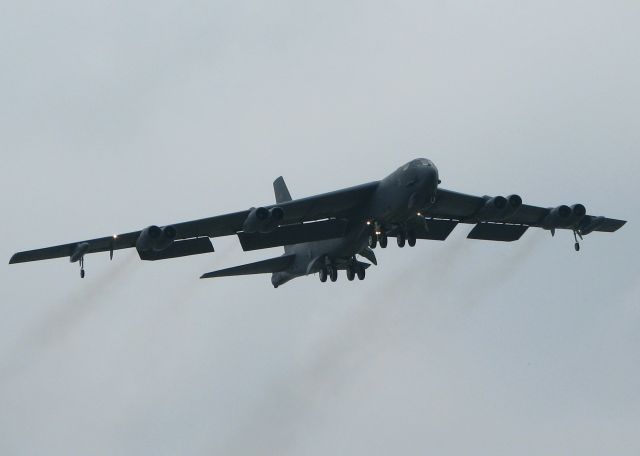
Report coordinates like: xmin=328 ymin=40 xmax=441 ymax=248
xmin=476 ymin=194 xmax=522 ymax=221
xmin=243 ymin=207 xmax=285 ymax=233
xmin=136 ymin=225 xmax=177 ymax=252
xmin=543 ymin=205 xmax=572 ymax=229
xmin=566 ymin=203 xmax=587 ymax=227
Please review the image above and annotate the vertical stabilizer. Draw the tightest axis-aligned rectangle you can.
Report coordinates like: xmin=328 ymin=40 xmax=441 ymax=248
xmin=274 ymin=176 xmax=293 ymax=254
xmin=273 ymin=176 xmax=292 ymax=204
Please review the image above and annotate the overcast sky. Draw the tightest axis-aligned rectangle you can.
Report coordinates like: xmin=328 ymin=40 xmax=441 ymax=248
xmin=1 ymin=1 xmax=639 ymax=454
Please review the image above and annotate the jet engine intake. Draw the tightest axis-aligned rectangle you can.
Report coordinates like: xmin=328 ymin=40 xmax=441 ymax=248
xmin=543 ymin=205 xmax=572 ymax=229
xmin=136 ymin=225 xmax=177 ymax=252
xmin=243 ymin=207 xmax=285 ymax=233
xmin=476 ymin=194 xmax=522 ymax=221
xmin=566 ymin=203 xmax=587 ymax=227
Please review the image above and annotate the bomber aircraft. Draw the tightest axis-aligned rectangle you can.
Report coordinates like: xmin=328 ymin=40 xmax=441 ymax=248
xmin=10 ymin=159 xmax=626 ymax=287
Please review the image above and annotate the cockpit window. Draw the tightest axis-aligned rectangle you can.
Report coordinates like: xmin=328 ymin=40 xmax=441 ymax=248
xmin=411 ymin=158 xmax=432 ymax=167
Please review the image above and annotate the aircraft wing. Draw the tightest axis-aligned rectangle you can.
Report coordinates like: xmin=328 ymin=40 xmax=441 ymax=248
xmin=422 ymin=188 xmax=626 ymax=242
xmin=9 ymin=181 xmax=380 ymax=264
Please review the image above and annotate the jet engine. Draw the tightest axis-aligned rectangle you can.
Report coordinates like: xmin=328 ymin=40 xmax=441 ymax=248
xmin=243 ymin=207 xmax=285 ymax=233
xmin=566 ymin=203 xmax=587 ymax=226
xmin=542 ymin=205 xmax=572 ymax=229
xmin=543 ymin=204 xmax=586 ymax=229
xmin=476 ymin=194 xmax=522 ymax=221
xmin=136 ymin=225 xmax=177 ymax=252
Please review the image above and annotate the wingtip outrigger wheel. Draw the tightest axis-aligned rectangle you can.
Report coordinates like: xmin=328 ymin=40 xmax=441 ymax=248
xmin=573 ymin=230 xmax=581 ymax=252
xmin=79 ymin=256 xmax=86 ymax=278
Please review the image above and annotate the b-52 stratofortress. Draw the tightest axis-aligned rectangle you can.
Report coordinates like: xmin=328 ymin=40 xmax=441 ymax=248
xmin=10 ymin=159 xmax=626 ymax=287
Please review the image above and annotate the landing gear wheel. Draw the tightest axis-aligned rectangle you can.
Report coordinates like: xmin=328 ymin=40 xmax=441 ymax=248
xmin=357 ymin=267 xmax=366 ymax=280
xmin=347 ymin=267 xmax=356 ymax=281
xmin=319 ymin=268 xmax=328 ymax=282
xmin=407 ymin=230 xmax=417 ymax=247
xmin=329 ymin=268 xmax=338 ymax=282
xmin=397 ymin=233 xmax=406 ymax=248
xmin=574 ymin=242 xmax=580 ymax=252
xmin=379 ymin=235 xmax=388 ymax=249
xmin=80 ymin=269 xmax=85 ymax=279
xmin=369 ymin=234 xmax=378 ymax=249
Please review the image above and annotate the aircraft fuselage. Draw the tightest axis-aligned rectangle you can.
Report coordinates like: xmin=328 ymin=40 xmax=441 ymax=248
xmin=271 ymin=158 xmax=439 ymax=287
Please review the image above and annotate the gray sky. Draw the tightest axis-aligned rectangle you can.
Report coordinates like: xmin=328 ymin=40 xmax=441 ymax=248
xmin=1 ymin=1 xmax=639 ymax=454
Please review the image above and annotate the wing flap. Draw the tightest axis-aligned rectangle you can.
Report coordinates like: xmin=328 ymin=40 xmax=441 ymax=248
xmin=415 ymin=219 xmax=459 ymax=241
xmin=467 ymin=223 xmax=529 ymax=242
xmin=237 ymin=219 xmax=348 ymax=251
xmin=138 ymin=237 xmax=214 ymax=261
xmin=200 ymin=254 xmax=295 ymax=279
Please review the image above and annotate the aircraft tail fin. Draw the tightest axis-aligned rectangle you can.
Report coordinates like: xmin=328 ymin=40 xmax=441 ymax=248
xmin=274 ymin=176 xmax=294 ymax=254
xmin=200 ymin=254 xmax=295 ymax=279
xmin=273 ymin=176 xmax=292 ymax=204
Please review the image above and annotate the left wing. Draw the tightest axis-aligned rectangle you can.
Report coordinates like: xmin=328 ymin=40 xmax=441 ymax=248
xmin=422 ymin=188 xmax=626 ymax=242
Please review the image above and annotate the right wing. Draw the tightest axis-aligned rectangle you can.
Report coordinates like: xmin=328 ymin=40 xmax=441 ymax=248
xmin=10 ymin=181 xmax=380 ymax=264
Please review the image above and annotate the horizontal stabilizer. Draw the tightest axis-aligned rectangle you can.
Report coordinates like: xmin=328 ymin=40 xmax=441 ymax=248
xmin=201 ymin=254 xmax=295 ymax=279
xmin=467 ymin=223 xmax=528 ymax=242
xmin=138 ymin=237 xmax=214 ymax=261
xmin=238 ymin=219 xmax=348 ymax=251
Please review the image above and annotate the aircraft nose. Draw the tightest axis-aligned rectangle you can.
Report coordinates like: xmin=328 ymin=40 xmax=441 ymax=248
xmin=420 ymin=162 xmax=439 ymax=188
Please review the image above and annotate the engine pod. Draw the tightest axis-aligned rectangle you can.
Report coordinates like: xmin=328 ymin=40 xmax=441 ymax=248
xmin=136 ymin=225 xmax=176 ymax=252
xmin=243 ymin=207 xmax=284 ymax=233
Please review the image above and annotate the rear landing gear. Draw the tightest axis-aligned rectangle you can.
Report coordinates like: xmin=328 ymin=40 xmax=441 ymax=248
xmin=573 ymin=230 xmax=582 ymax=252
xmin=397 ymin=232 xmax=406 ymax=248
xmin=319 ymin=262 xmax=367 ymax=283
xmin=407 ymin=230 xmax=417 ymax=247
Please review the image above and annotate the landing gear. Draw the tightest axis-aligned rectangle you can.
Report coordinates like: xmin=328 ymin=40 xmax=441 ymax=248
xmin=407 ymin=230 xmax=417 ymax=247
xmin=319 ymin=268 xmax=327 ymax=282
xmin=79 ymin=256 xmax=86 ymax=279
xmin=573 ymin=230 xmax=582 ymax=252
xmin=329 ymin=267 xmax=338 ymax=282
xmin=357 ymin=267 xmax=366 ymax=280
xmin=347 ymin=266 xmax=356 ymax=281
xmin=379 ymin=234 xmax=388 ymax=248
xmin=397 ymin=232 xmax=406 ymax=247
xmin=369 ymin=233 xmax=378 ymax=249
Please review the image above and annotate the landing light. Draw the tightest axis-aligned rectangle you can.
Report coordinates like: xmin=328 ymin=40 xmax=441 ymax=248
xmin=113 ymin=234 xmax=118 ymax=239
xmin=417 ymin=212 xmax=422 ymax=217
xmin=366 ymin=221 xmax=371 ymax=226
